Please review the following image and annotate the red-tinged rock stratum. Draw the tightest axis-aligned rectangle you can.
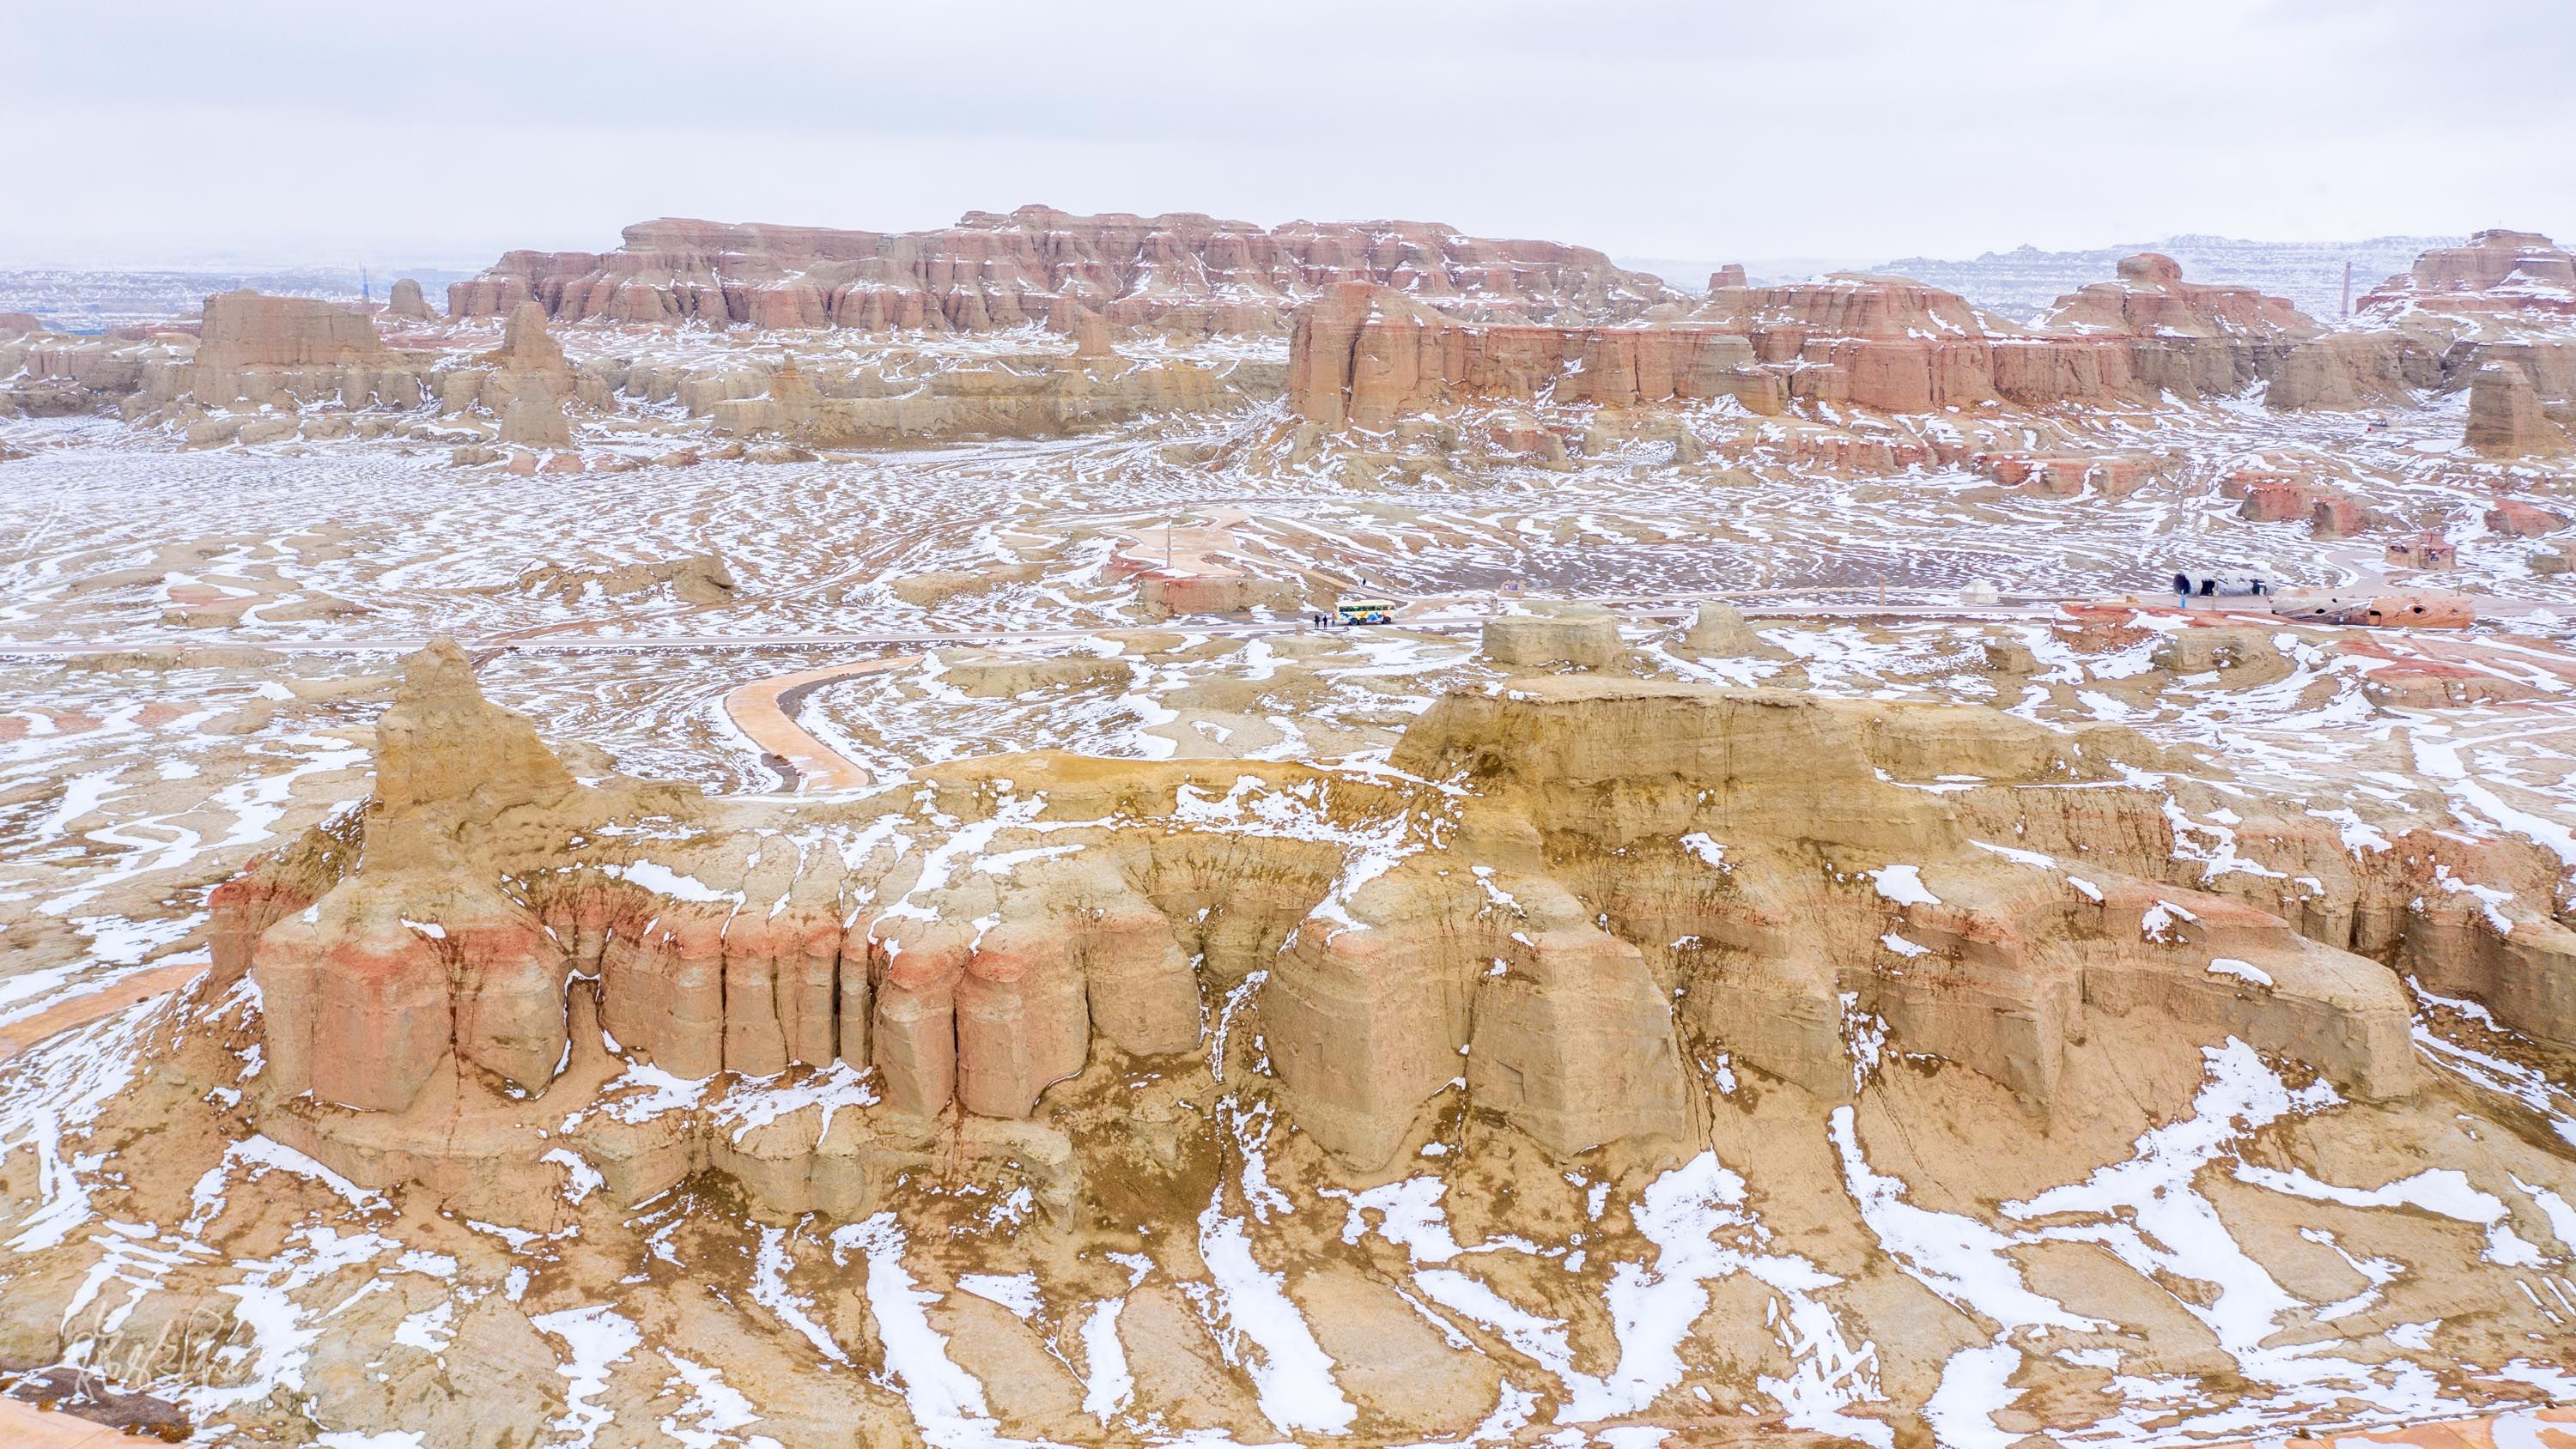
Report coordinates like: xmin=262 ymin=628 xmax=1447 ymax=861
xmin=447 ymin=206 xmax=1679 ymax=334
xmin=1285 ymin=254 xmax=2418 ymax=427
xmin=205 ymin=640 xmax=2576 ymax=1221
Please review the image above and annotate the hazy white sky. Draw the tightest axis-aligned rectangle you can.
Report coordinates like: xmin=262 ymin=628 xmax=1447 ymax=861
xmin=9 ymin=0 xmax=2570 ymax=269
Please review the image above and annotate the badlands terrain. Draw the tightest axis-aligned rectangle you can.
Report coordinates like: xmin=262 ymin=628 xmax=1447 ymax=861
xmin=2 ymin=209 xmax=2575 ymax=1447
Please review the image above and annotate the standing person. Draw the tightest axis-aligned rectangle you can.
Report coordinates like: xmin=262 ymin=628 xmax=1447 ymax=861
xmin=2172 ymin=571 xmax=2191 ymax=610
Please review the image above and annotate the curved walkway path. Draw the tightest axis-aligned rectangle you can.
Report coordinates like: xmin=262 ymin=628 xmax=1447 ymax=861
xmin=720 ymin=653 xmax=921 ymax=792
xmin=0 ymin=960 xmax=206 ymax=1064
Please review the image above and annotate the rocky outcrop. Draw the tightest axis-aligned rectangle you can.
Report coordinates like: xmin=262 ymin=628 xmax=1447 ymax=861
xmin=196 ymin=288 xmax=386 ymax=369
xmin=385 ymin=276 xmax=434 ymax=321
xmin=1285 ymin=282 xmax=1775 ymax=430
xmin=168 ymin=289 xmax=430 ymax=409
xmin=2263 ymin=331 xmax=2427 ymax=409
xmin=1679 ymin=601 xmax=1783 ymax=658
xmin=2359 ymin=229 xmax=2576 ymax=337
xmin=204 ymin=648 xmax=2576 ymax=1224
xmin=515 ymin=553 xmax=738 ymax=606
xmin=448 ymin=207 xmax=1678 ymax=336
xmin=438 ymin=300 xmax=609 ymax=422
xmin=2488 ymin=500 xmax=2568 ymax=537
xmin=2379 ymin=229 xmax=2576 ymax=301
xmin=1480 ymin=609 xmax=1625 ymax=670
xmin=2041 ymin=252 xmax=2320 ymax=340
xmin=2467 ymin=361 xmax=2571 ymax=456
xmin=710 ymin=346 xmax=1273 ymax=446
xmin=0 ymin=291 xmax=441 ymax=418
xmin=1654 ymin=271 xmax=2273 ymax=413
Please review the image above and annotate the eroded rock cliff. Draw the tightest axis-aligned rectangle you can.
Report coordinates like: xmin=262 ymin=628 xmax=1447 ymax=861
xmin=447 ymin=207 xmax=1680 ymax=336
xmin=204 ymin=643 xmax=2576 ymax=1229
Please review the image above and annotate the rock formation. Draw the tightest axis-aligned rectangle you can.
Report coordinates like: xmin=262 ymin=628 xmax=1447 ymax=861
xmin=1285 ymin=282 xmax=1777 ymax=430
xmin=500 ymin=393 xmax=574 ymax=448
xmin=166 ymin=289 xmax=429 ymax=410
xmin=439 ymin=300 xmax=609 ymax=418
xmin=710 ymin=344 xmax=1271 ymax=446
xmin=447 ymin=207 xmax=1679 ymax=336
xmin=198 ymin=643 xmax=2576 ymax=1224
xmin=2360 ymin=229 xmax=2576 ymax=334
xmin=1481 ymin=608 xmax=1625 ymax=670
xmin=2041 ymin=252 xmax=2320 ymax=340
xmin=384 ymin=276 xmax=434 ymax=321
xmin=1280 ymin=260 xmax=2391 ymax=427
xmin=2488 ymin=499 xmax=2569 ymax=537
xmin=1680 ymin=601 xmax=1784 ymax=658
xmin=513 ymin=554 xmax=739 ymax=606
xmin=196 ymin=289 xmax=386 ymax=369
xmin=2466 ymin=361 xmax=2571 ymax=456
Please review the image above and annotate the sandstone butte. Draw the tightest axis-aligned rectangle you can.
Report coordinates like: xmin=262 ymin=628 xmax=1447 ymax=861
xmin=1287 ymin=252 xmax=2414 ymax=427
xmin=202 ymin=640 xmax=2576 ymax=1224
xmin=2359 ymin=227 xmax=2576 ymax=334
xmin=444 ymin=205 xmax=1679 ymax=335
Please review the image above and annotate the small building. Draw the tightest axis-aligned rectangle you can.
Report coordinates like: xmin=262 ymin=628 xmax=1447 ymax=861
xmin=2385 ymin=532 xmax=2457 ymax=570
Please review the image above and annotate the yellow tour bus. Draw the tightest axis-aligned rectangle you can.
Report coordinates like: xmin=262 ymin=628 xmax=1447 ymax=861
xmin=1334 ymin=597 xmax=1399 ymax=626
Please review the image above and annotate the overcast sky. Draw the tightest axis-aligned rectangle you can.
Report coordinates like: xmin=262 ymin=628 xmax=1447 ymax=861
xmin=10 ymin=0 xmax=2570 ymax=270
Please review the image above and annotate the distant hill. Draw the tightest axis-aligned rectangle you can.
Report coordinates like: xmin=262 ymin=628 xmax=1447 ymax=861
xmin=1871 ymin=235 xmax=2458 ymax=323
xmin=0 ymin=264 xmax=478 ymax=332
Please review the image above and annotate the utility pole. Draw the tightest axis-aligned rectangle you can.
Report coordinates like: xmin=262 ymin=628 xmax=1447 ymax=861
xmin=2341 ymin=259 xmax=2352 ymax=319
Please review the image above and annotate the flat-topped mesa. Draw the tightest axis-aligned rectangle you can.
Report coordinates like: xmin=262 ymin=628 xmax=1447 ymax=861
xmin=2040 ymin=252 xmax=2322 ymax=341
xmin=209 ymin=658 xmax=2576 ymax=1224
xmin=1285 ymin=257 xmax=2453 ymax=426
xmin=1285 ymin=273 xmax=2164 ymax=422
xmin=709 ymin=335 xmax=1273 ymax=446
xmin=2399 ymin=229 xmax=2576 ymax=297
xmin=2467 ymin=361 xmax=2573 ymax=457
xmin=447 ymin=206 xmax=1680 ymax=335
xmin=197 ymin=289 xmax=390 ymax=369
xmin=2358 ymin=229 xmax=2576 ymax=336
xmin=161 ymin=288 xmax=433 ymax=410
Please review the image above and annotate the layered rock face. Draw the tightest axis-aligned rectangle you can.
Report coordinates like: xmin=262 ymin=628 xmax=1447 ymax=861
xmin=2368 ymin=229 xmax=2576 ymax=307
xmin=196 ymin=289 xmax=384 ymax=368
xmin=447 ymin=206 xmax=1678 ymax=335
xmin=1285 ymin=282 xmax=1777 ymax=430
xmin=438 ymin=300 xmax=609 ymax=427
xmin=384 ymin=276 xmax=434 ymax=321
xmin=1287 ymin=278 xmax=2014 ymax=426
xmin=206 ymin=646 xmax=2574 ymax=1223
xmin=2041 ymin=252 xmax=2321 ymax=339
xmin=2034 ymin=253 xmax=2425 ymax=409
xmin=2467 ymin=360 xmax=2572 ymax=456
xmin=1287 ymin=258 xmax=2407 ymax=428
xmin=708 ymin=344 xmax=1274 ymax=446
xmin=0 ymin=290 xmax=435 ymax=419
xmin=161 ymin=289 xmax=431 ymax=410
xmin=2359 ymin=229 xmax=2576 ymax=336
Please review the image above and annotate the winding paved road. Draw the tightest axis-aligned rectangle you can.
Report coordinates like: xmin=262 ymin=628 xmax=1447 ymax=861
xmin=720 ymin=653 xmax=921 ymax=792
